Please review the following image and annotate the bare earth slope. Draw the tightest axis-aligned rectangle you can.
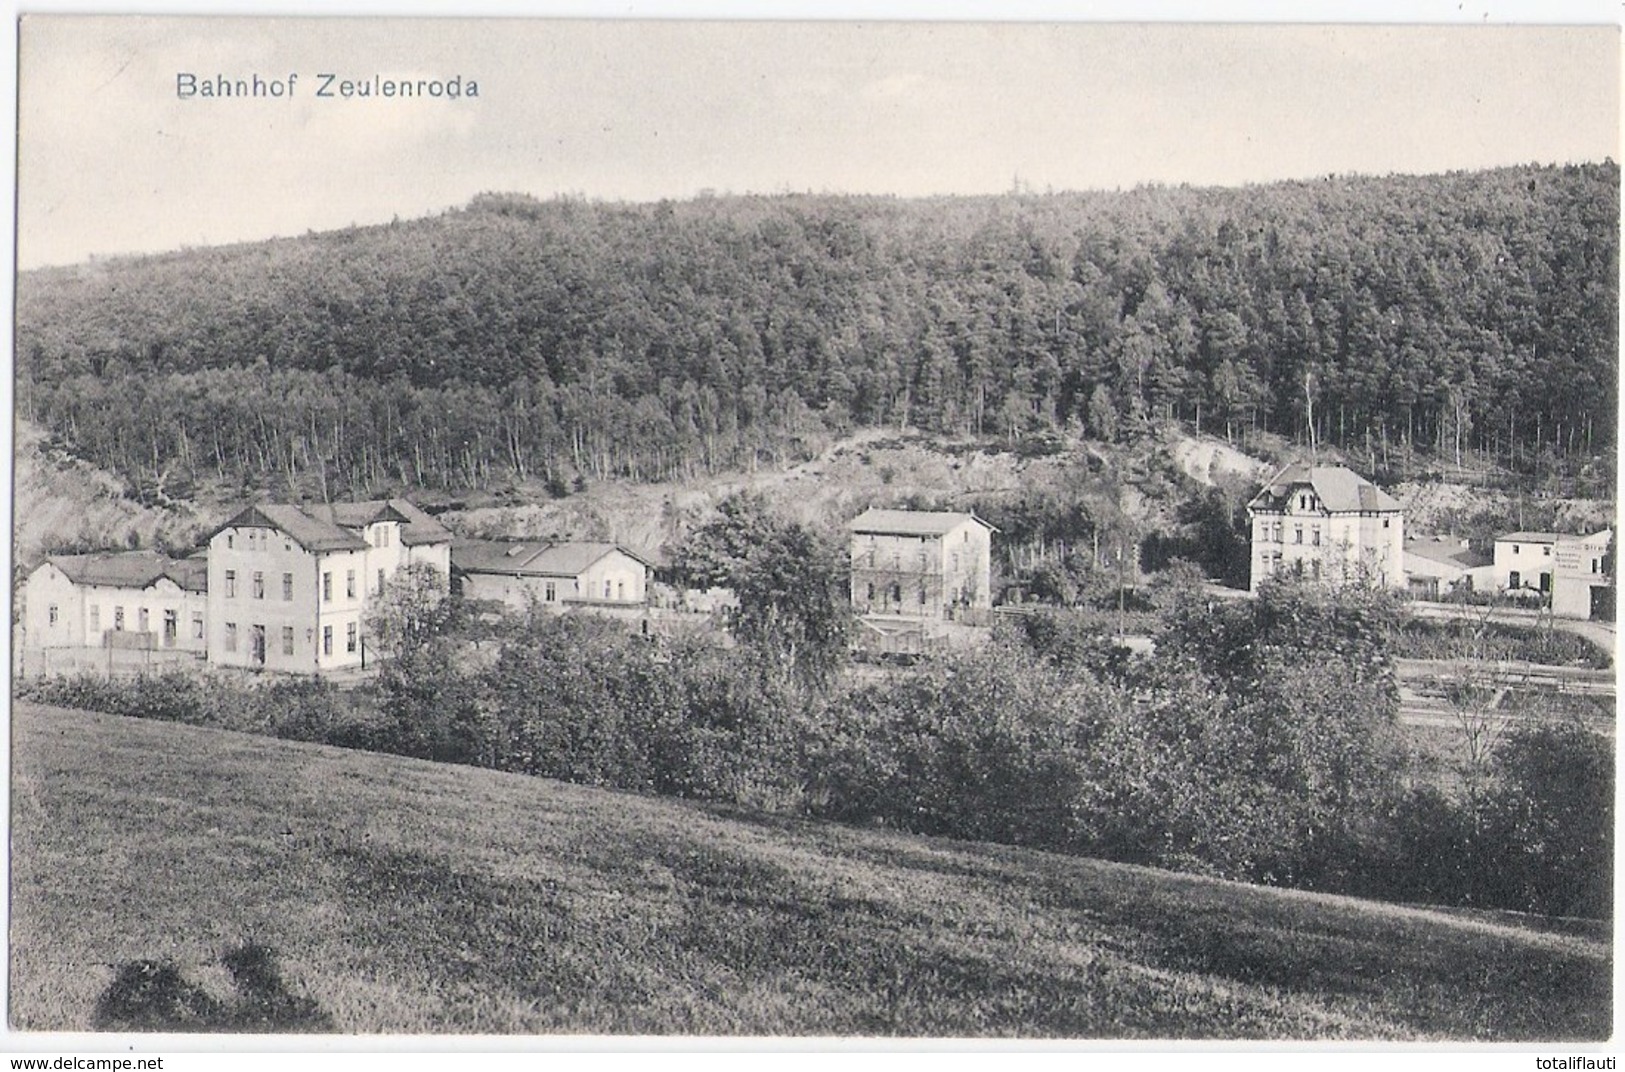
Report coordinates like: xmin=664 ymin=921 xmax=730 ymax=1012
xmin=10 ymin=702 xmax=1609 ymax=1039
xmin=11 ymin=419 xmax=216 ymax=570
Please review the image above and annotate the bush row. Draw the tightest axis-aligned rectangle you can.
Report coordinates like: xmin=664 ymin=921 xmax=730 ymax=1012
xmin=22 ymin=584 xmax=1612 ymax=919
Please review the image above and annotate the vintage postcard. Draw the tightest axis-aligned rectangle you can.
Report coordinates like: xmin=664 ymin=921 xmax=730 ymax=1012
xmin=8 ymin=9 xmax=1619 ymax=1060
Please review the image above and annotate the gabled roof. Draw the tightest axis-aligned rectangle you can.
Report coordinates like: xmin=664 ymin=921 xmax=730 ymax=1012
xmin=1249 ymin=463 xmax=1402 ymax=514
xmin=452 ymin=540 xmax=652 ymax=577
xmin=385 ymin=498 xmax=455 ymax=547
xmin=305 ymin=499 xmax=452 ymax=547
xmin=215 ymin=499 xmax=454 ymax=552
xmin=1405 ymin=536 xmax=1491 ymax=572
xmin=847 ymin=509 xmax=996 ymax=536
xmin=217 ymin=504 xmax=367 ymax=552
xmin=44 ymin=551 xmax=207 ymax=593
xmin=308 ymin=501 xmax=409 ymax=530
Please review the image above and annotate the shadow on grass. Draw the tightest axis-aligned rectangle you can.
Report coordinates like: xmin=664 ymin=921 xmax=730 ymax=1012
xmin=94 ymin=943 xmax=333 ymax=1033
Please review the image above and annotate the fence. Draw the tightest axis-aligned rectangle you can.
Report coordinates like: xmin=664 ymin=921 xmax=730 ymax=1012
xmin=14 ymin=645 xmax=207 ymax=681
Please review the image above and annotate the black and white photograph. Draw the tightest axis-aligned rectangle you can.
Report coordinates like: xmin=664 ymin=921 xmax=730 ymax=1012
xmin=7 ymin=7 xmax=1618 ymax=1054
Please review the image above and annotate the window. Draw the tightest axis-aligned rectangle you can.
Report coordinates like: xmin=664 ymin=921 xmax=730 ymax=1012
xmin=282 ymin=626 xmax=294 ymax=656
xmin=322 ymin=572 xmax=332 ymax=603
xmin=604 ymin=580 xmax=612 ymax=599
xmin=224 ymin=570 xmax=237 ymax=598
xmin=226 ymin=534 xmax=234 ymax=549
xmin=282 ymin=572 xmax=293 ymax=601
xmin=225 ymin=623 xmax=237 ymax=651
xmin=322 ymin=626 xmax=332 ymax=656
xmin=1312 ymin=527 xmax=1321 ymax=547
xmin=1294 ymin=525 xmax=1303 ymax=545
xmin=347 ymin=622 xmax=357 ymax=653
xmin=866 ymin=582 xmax=875 ymax=601
xmin=163 ymin=610 xmax=177 ymax=643
xmin=346 ymin=570 xmax=356 ymax=599
xmin=1543 ymin=546 xmax=1552 ymax=557
xmin=89 ymin=606 xmax=100 ymax=632
xmin=1593 ymin=558 xmax=1603 ymax=575
xmin=918 ymin=586 xmax=928 ymax=606
xmin=377 ymin=569 xmax=385 ymax=594
xmin=1539 ymin=572 xmax=1552 ymax=593
xmin=1510 ymin=570 xmax=1522 ymax=589
xmin=1312 ymin=560 xmax=1322 ymax=579
xmin=250 ymin=625 xmax=265 ymax=664
xmin=545 ymin=581 xmax=556 ymax=602
xmin=1513 ymin=544 xmax=1521 ymax=555
xmin=114 ymin=606 xmax=125 ymax=631
xmin=47 ymin=604 xmax=58 ymax=626
xmin=252 ymin=571 xmax=264 ymax=599
xmin=617 ymin=581 xmax=625 ymax=600
xmin=1383 ymin=519 xmax=1391 ymax=529
xmin=138 ymin=608 xmax=149 ymax=632
xmin=192 ymin=612 xmax=204 ymax=639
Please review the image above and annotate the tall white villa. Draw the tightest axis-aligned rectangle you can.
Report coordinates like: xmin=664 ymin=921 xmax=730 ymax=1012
xmin=1247 ymin=464 xmax=1404 ymax=590
xmin=206 ymin=499 xmax=452 ymax=671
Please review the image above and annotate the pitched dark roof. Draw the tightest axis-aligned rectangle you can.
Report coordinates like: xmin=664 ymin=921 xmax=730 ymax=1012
xmin=1250 ymin=464 xmax=1402 ymax=514
xmin=309 ymin=501 xmax=409 ymax=530
xmin=45 ymin=551 xmax=207 ymax=592
xmin=215 ymin=499 xmax=453 ymax=552
xmin=217 ymin=504 xmax=367 ymax=552
xmin=385 ymin=498 xmax=455 ymax=547
xmin=847 ymin=509 xmax=996 ymax=536
xmin=452 ymin=540 xmax=651 ymax=577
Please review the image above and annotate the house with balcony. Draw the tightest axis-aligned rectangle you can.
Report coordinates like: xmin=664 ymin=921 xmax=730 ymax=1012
xmin=847 ymin=508 xmax=995 ymax=619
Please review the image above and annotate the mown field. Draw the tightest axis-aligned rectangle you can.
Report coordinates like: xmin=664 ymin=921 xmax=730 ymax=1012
xmin=9 ymin=701 xmax=1611 ymax=1039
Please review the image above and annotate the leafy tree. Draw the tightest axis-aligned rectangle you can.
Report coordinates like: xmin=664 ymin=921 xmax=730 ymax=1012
xmin=674 ymin=492 xmax=853 ymax=684
xmin=365 ymin=563 xmax=484 ymax=762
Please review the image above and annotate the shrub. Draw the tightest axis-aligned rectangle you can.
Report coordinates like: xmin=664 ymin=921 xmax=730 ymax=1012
xmin=1483 ymin=721 xmax=1613 ymax=918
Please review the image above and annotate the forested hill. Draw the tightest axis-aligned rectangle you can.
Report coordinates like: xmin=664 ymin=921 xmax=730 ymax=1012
xmin=17 ymin=162 xmax=1616 ymax=501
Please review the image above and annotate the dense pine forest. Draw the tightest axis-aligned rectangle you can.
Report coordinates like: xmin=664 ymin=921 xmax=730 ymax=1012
xmin=16 ymin=162 xmax=1617 ymax=502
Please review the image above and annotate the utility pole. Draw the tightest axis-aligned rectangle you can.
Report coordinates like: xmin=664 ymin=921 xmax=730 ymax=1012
xmin=1117 ymin=541 xmax=1126 ymax=637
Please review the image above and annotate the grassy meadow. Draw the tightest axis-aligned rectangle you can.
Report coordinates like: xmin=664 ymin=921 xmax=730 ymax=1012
xmin=10 ymin=701 xmax=1611 ymax=1039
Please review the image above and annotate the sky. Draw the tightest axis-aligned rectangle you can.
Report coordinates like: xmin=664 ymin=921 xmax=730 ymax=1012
xmin=13 ymin=9 xmax=1623 ymax=269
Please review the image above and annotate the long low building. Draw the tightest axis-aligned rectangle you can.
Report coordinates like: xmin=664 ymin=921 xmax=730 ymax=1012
xmin=1403 ymin=536 xmax=1494 ymax=601
xmin=23 ymin=550 xmax=208 ymax=654
xmin=452 ymin=539 xmax=652 ymax=614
